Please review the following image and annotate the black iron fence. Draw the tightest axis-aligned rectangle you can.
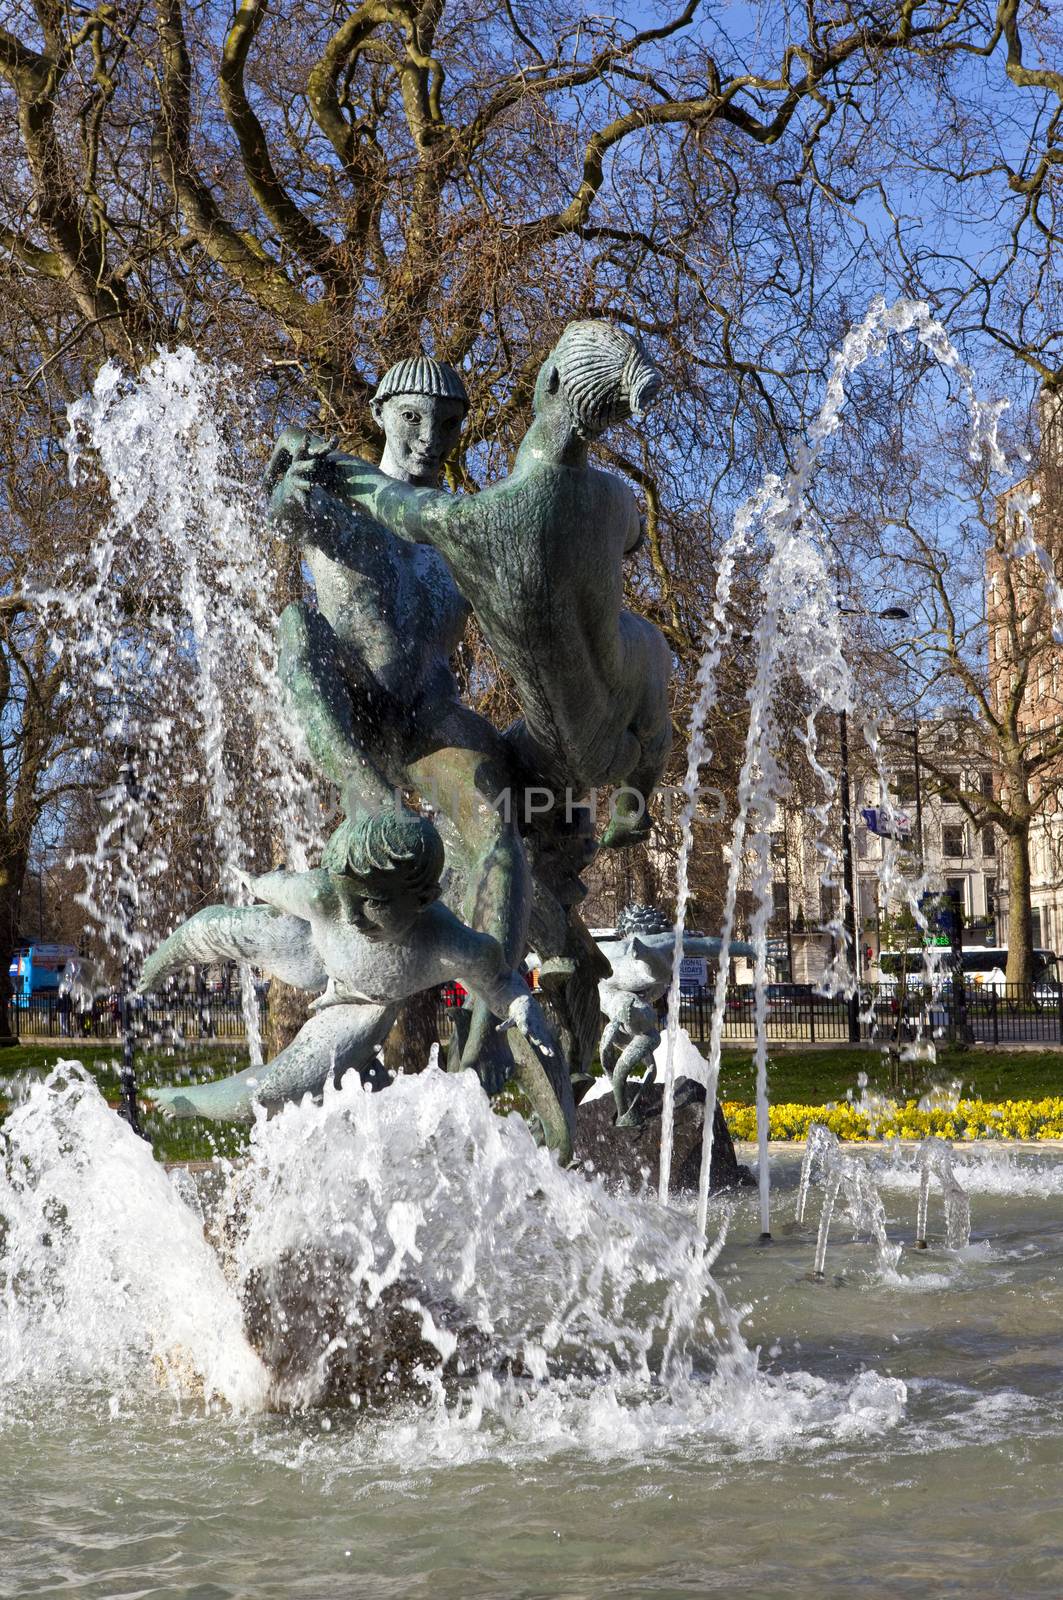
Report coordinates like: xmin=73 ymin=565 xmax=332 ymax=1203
xmin=680 ymin=981 xmax=1063 ymax=1047
xmin=13 ymin=980 xmax=1063 ymax=1049
xmin=12 ymin=993 xmax=268 ymax=1043
xmin=678 ymin=986 xmax=856 ymax=1044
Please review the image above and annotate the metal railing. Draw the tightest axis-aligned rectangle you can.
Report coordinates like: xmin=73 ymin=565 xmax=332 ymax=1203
xmin=13 ymin=980 xmax=1063 ymax=1050
xmin=12 ymin=993 xmax=268 ymax=1043
xmin=678 ymin=986 xmax=856 ymax=1044
xmin=680 ymin=981 xmax=1063 ymax=1047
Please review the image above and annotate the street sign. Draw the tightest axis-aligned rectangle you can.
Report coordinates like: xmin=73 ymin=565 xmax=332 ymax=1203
xmin=679 ymin=955 xmax=708 ymax=987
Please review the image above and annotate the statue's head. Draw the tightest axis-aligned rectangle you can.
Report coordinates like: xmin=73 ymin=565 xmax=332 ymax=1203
xmin=324 ymin=808 xmax=445 ymax=941
xmin=532 ymin=321 xmax=661 ymax=440
xmin=371 ymin=356 xmax=469 ymax=486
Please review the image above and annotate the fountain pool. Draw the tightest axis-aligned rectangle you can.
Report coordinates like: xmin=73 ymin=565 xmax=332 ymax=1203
xmin=2 ymin=1069 xmax=1062 ymax=1599
xmin=6 ymin=301 xmax=1063 ymax=1598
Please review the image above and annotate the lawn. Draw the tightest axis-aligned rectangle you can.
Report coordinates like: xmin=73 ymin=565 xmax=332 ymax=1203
xmin=715 ymin=1044 xmax=1063 ymax=1105
xmin=2 ymin=1038 xmax=1062 ymax=1163
xmin=0 ymin=1041 xmax=252 ymax=1163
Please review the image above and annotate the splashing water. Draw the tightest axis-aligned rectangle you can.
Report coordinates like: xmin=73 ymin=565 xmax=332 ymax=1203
xmin=796 ymin=1124 xmax=901 ymax=1279
xmin=0 ymin=1062 xmax=268 ymax=1409
xmin=0 ymin=1059 xmax=913 ymax=1457
xmin=660 ymin=296 xmax=1022 ymax=1235
xmin=916 ymin=1137 xmax=972 ymax=1250
xmin=40 ymin=350 xmax=324 ymax=1037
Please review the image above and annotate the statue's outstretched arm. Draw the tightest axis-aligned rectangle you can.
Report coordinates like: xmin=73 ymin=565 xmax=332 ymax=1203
xmin=248 ymin=867 xmax=329 ymax=922
xmin=331 ymin=455 xmax=455 ymax=551
xmin=138 ymin=904 xmax=326 ymax=995
xmin=280 ymin=440 xmax=459 ymax=554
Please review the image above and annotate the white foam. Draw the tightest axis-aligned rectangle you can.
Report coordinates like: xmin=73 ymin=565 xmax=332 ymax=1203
xmin=0 ymin=1063 xmax=267 ymax=1410
xmin=1 ymin=1064 xmax=911 ymax=1463
xmin=875 ymin=1149 xmax=1063 ymax=1198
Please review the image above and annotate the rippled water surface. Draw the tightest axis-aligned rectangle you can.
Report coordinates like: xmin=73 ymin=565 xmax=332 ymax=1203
xmin=3 ymin=1071 xmax=1062 ymax=1599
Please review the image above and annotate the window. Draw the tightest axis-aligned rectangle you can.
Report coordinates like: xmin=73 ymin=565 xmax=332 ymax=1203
xmin=946 ymin=877 xmax=967 ymax=913
xmin=894 ymin=770 xmax=918 ymax=804
xmin=1032 ymin=907 xmax=1043 ymax=946
xmin=982 ymin=826 xmax=996 ymax=856
xmin=858 ymin=879 xmax=878 ymax=924
xmin=985 ymin=878 xmax=997 ymax=919
xmin=771 ymin=881 xmax=789 ymax=927
xmin=819 ymin=883 xmax=838 ymax=924
xmin=980 ymin=772 xmax=994 ymax=799
xmin=943 ymin=825 xmax=966 ymax=858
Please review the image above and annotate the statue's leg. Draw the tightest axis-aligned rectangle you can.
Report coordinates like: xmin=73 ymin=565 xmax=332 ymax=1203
xmin=599 ymin=1017 xmax=624 ymax=1115
xmin=505 ymin=1026 xmax=575 ymax=1167
xmin=599 ymin=616 xmax=673 ymax=851
xmin=146 ymin=1001 xmax=395 ymax=1122
xmin=612 ymin=1032 xmax=660 ymax=1128
xmin=407 ymin=720 xmax=531 ymax=1081
xmin=277 ymin=601 xmax=397 ymax=816
xmin=138 ymin=904 xmax=325 ymax=995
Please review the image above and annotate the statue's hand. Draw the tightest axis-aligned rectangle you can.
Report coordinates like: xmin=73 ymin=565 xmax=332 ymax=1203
xmin=598 ymin=811 xmax=653 ymax=851
xmin=275 ymin=434 xmax=340 ymax=515
xmin=507 ymin=991 xmax=555 ymax=1060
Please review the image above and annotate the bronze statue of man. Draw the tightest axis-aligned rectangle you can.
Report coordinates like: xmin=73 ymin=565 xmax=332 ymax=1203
xmin=266 ymin=357 xmax=530 ymax=1080
xmin=286 ymin=321 xmax=673 ymax=850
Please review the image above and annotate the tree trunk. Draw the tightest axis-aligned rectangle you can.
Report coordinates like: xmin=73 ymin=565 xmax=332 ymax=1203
xmin=1005 ymin=822 xmax=1034 ymax=987
xmin=382 ymin=990 xmax=440 ymax=1075
xmin=0 ymin=959 xmax=17 ymax=1047
xmin=0 ymin=867 xmax=25 ymax=1046
xmin=263 ymin=978 xmax=310 ymax=1060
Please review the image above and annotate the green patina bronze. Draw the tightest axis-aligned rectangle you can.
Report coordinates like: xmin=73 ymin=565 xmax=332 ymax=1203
xmin=142 ymin=811 xmax=575 ymax=1161
xmin=139 ymin=322 xmax=673 ymax=1160
xmin=286 ymin=321 xmax=672 ymax=846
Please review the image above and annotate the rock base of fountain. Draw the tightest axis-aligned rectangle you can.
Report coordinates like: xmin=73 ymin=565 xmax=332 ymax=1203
xmin=243 ymin=1248 xmax=487 ymax=1411
xmin=575 ymin=1078 xmax=754 ymax=1195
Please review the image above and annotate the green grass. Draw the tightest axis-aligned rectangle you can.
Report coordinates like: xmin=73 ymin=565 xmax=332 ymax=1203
xmin=3 ymin=1039 xmax=1062 ymax=1163
xmin=716 ymin=1045 xmax=1063 ymax=1106
xmin=0 ymin=1041 xmax=253 ymax=1163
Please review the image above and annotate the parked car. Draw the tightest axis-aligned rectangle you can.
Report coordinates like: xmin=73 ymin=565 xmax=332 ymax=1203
xmin=765 ymin=982 xmax=818 ymax=1010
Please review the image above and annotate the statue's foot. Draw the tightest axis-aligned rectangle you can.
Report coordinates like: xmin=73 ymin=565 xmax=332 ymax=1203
xmin=598 ymin=812 xmax=653 ymax=851
xmin=144 ymin=1086 xmax=197 ymax=1121
xmin=536 ymin=956 xmax=576 ymax=990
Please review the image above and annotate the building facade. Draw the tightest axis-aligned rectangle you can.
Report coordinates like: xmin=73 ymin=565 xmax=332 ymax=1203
xmin=761 ymin=717 xmax=1002 ymax=985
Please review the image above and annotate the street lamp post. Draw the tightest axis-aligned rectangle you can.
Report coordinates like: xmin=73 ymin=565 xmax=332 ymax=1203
xmin=838 ymin=708 xmax=861 ymax=1044
xmin=117 ymin=754 xmax=148 ymax=1141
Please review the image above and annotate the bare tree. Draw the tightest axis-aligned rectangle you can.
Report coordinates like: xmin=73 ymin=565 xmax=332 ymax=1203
xmin=839 ymin=394 xmax=1063 ymax=986
xmin=1 ymin=0 xmax=1062 ymax=1020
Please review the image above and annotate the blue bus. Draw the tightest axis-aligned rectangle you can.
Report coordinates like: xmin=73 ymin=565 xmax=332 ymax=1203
xmin=8 ymin=944 xmax=77 ymax=1004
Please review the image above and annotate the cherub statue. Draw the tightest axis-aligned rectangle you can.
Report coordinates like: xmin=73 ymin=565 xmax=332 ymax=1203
xmin=596 ymin=906 xmax=749 ymax=1126
xmin=265 ymin=356 xmax=528 ymax=1082
xmin=141 ymin=811 xmax=576 ymax=1162
xmin=285 ymin=320 xmax=672 ymax=850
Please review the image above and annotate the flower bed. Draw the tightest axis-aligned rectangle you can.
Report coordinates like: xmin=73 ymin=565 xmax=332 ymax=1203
xmin=722 ymin=1097 xmax=1063 ymax=1142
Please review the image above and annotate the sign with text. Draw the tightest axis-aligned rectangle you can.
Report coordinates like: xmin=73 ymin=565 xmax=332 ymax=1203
xmin=679 ymin=955 xmax=708 ymax=991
